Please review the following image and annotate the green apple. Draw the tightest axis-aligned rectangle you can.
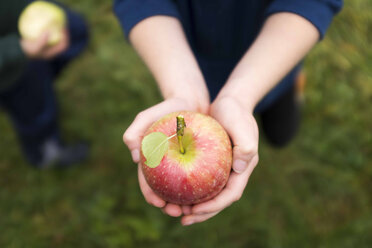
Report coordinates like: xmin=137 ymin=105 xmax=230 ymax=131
xmin=18 ymin=1 xmax=66 ymax=45
xmin=141 ymin=111 xmax=232 ymax=205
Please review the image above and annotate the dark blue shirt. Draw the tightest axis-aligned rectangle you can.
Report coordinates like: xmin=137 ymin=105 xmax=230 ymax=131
xmin=114 ymin=0 xmax=343 ymax=111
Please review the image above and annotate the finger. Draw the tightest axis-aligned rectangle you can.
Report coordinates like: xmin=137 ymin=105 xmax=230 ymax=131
xmin=138 ymin=165 xmax=166 ymax=208
xmin=211 ymin=98 xmax=259 ymax=173
xmin=162 ymin=203 xmax=183 ymax=217
xmin=191 ymin=156 xmax=258 ymax=214
xmin=227 ymin=119 xmax=258 ymax=173
xmin=61 ymin=29 xmax=70 ymax=47
xmin=41 ymin=42 xmax=65 ymax=59
xmin=123 ymin=99 xmax=191 ymax=162
xmin=182 ymin=205 xmax=192 ymax=215
xmin=41 ymin=30 xmax=69 ymax=59
xmin=181 ymin=211 xmax=220 ymax=226
xmin=217 ymin=116 xmax=258 ymax=173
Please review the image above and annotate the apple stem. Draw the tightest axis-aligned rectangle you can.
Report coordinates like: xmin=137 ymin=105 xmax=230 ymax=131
xmin=177 ymin=115 xmax=186 ymax=154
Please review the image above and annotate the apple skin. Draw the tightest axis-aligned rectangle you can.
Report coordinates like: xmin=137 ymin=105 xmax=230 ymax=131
xmin=140 ymin=111 xmax=232 ymax=205
xmin=18 ymin=1 xmax=66 ymax=46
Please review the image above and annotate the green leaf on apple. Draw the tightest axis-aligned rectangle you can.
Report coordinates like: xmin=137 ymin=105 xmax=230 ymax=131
xmin=142 ymin=132 xmax=175 ymax=168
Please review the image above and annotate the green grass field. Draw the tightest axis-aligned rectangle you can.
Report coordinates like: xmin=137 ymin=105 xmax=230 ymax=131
xmin=0 ymin=1 xmax=371 ymax=247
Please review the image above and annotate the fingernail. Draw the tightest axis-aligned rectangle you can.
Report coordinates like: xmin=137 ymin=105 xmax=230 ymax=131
xmin=183 ymin=220 xmax=194 ymax=226
xmin=233 ymin=159 xmax=247 ymax=173
xmin=131 ymin=149 xmax=140 ymax=163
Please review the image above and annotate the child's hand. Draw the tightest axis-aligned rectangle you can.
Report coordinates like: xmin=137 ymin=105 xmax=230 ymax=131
xmin=20 ymin=29 xmax=69 ymax=59
xmin=123 ymin=97 xmax=208 ymax=217
xmin=181 ymin=96 xmax=259 ymax=225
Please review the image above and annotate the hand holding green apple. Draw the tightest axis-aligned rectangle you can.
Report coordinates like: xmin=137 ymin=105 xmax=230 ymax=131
xmin=18 ymin=1 xmax=69 ymax=59
xmin=19 ymin=1 xmax=66 ymax=45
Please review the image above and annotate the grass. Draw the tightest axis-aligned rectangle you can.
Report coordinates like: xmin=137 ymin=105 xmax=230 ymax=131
xmin=0 ymin=0 xmax=371 ymax=247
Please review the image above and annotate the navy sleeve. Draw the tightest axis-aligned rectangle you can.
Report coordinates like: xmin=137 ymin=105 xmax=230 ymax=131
xmin=0 ymin=33 xmax=27 ymax=91
xmin=113 ymin=0 xmax=180 ymax=38
xmin=265 ymin=0 xmax=343 ymax=39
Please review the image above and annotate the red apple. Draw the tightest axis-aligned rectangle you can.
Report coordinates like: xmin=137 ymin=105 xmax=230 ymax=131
xmin=140 ymin=111 xmax=232 ymax=205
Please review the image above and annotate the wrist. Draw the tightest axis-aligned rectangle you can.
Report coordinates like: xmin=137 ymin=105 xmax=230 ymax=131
xmin=162 ymin=80 xmax=210 ymax=114
xmin=166 ymin=93 xmax=210 ymax=114
xmin=215 ymin=80 xmax=259 ymax=114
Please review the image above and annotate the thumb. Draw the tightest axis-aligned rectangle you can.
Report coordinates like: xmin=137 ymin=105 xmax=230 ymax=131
xmin=123 ymin=99 xmax=193 ymax=163
xmin=232 ymin=144 xmax=257 ymax=173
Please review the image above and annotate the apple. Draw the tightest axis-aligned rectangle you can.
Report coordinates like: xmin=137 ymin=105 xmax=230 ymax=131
xmin=18 ymin=1 xmax=66 ymax=45
xmin=140 ymin=111 xmax=232 ymax=205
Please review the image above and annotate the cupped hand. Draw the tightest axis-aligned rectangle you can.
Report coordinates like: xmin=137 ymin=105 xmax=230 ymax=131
xmin=20 ymin=29 xmax=69 ymax=59
xmin=123 ymin=97 xmax=208 ymax=217
xmin=181 ymin=96 xmax=259 ymax=225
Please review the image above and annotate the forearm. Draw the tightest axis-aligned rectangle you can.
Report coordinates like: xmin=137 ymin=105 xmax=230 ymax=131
xmin=129 ymin=16 xmax=209 ymax=111
xmin=217 ymin=13 xmax=319 ymax=112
